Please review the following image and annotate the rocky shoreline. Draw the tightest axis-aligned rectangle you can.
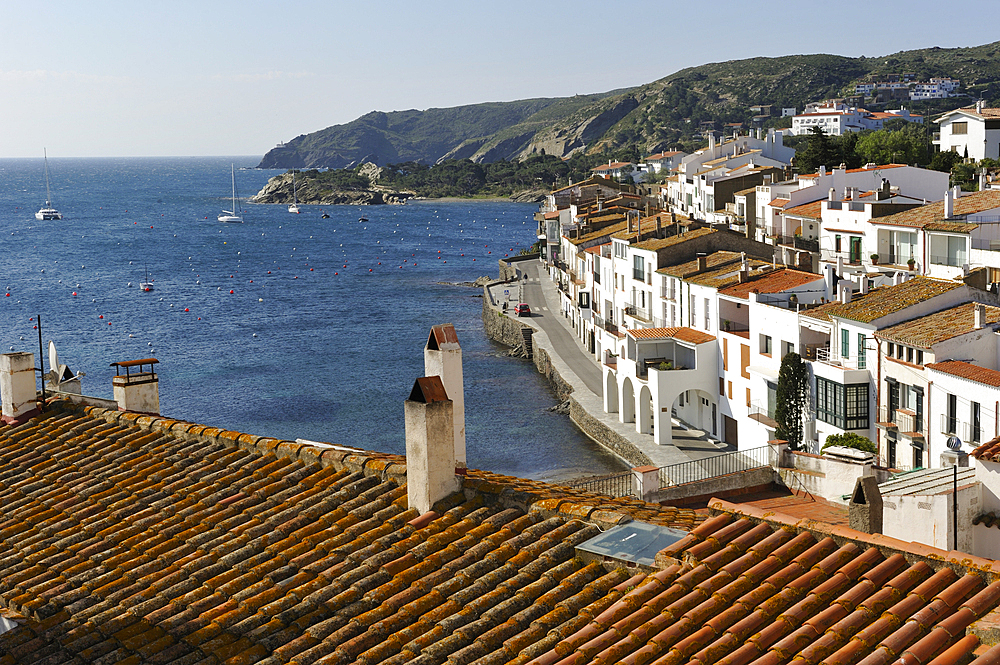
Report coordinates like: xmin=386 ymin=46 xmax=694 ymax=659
xmin=250 ymin=171 xmax=412 ymax=206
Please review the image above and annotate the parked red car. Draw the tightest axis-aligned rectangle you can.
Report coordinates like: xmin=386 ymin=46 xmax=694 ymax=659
xmin=514 ymin=303 xmax=531 ymax=317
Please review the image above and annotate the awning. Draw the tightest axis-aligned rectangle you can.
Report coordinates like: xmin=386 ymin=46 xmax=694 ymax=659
xmin=748 ymin=365 xmax=780 ymax=382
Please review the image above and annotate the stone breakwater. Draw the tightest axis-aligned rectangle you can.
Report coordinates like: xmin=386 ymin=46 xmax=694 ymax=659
xmin=481 ymin=271 xmax=652 ymax=470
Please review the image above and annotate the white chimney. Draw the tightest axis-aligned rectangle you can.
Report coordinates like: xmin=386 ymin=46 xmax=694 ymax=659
xmin=405 ymin=376 xmax=461 ymax=514
xmin=1 ymin=352 xmax=39 ymax=425
xmin=861 ymin=278 xmax=870 ymax=295
xmin=424 ymin=324 xmax=465 ymax=467
xmin=975 ymin=303 xmax=986 ymax=330
xmin=944 ymin=189 xmax=953 ymax=218
xmin=819 ymin=166 xmax=826 ymax=176
xmin=840 ymin=283 xmax=852 ymax=304
xmin=953 ymin=185 xmax=962 ymax=201
xmin=111 ymin=359 xmax=160 ymax=415
xmin=829 ymin=188 xmax=836 ymax=201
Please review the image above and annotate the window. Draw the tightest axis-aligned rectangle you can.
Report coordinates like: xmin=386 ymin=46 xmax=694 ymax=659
xmin=704 ymin=298 xmax=710 ymax=330
xmin=973 ymin=402 xmax=982 ymax=443
xmin=952 ymin=121 xmax=968 ymax=135
xmin=946 ymin=393 xmax=958 ymax=435
xmin=689 ymin=295 xmax=696 ymax=327
xmin=785 ymin=341 xmax=795 ymax=357
xmin=906 ymin=347 xmax=913 ymax=363
xmin=857 ymin=334 xmax=866 ymax=369
xmin=633 ymin=255 xmax=644 ymax=281
xmin=817 ymin=378 xmax=869 ymax=430
xmin=835 ymin=235 xmax=842 ymax=252
xmin=761 ymin=335 xmax=772 ymax=356
xmin=916 ymin=350 xmax=923 ymax=365
xmin=841 ymin=329 xmax=850 ymax=358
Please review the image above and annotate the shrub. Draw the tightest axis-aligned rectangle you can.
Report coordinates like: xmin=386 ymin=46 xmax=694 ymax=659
xmin=821 ymin=432 xmax=877 ymax=454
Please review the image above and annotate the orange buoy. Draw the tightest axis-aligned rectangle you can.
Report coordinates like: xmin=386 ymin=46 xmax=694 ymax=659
xmin=99 ymin=315 xmax=103 ymax=319
xmin=184 ymin=308 xmax=189 ymax=312
xmin=230 ymin=289 xmax=234 ymax=293
xmin=72 ymin=292 xmax=77 ymax=296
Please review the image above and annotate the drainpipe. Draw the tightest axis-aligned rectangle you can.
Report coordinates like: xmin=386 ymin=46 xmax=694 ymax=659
xmin=875 ymin=337 xmax=883 ymax=464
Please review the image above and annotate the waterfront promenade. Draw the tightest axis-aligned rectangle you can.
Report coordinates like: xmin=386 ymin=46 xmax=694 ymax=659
xmin=487 ymin=259 xmax=730 ymax=469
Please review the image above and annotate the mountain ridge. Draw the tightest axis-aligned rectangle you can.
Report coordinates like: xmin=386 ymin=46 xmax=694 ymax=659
xmin=258 ymin=41 xmax=1000 ymax=170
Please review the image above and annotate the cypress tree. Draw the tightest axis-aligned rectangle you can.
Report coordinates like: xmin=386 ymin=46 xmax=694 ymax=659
xmin=774 ymin=352 xmax=809 ymax=450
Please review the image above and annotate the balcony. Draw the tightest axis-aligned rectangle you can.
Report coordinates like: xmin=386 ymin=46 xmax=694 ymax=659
xmin=625 ymin=304 xmax=652 ymax=323
xmin=875 ymin=253 xmax=916 ymax=269
xmin=816 ymin=348 xmax=863 ymax=370
xmin=877 ymin=406 xmax=897 ymax=429
xmin=749 ymin=400 xmax=778 ymax=428
xmin=793 ymin=236 xmax=819 ymax=252
xmin=801 ymin=344 xmax=827 ymax=361
xmin=895 ymin=408 xmax=924 ymax=438
xmin=930 ymin=254 xmax=967 ymax=268
xmin=661 ymin=288 xmax=675 ymax=301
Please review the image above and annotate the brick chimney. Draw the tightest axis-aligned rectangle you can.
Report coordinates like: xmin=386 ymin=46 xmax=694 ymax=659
xmin=110 ymin=358 xmax=160 ymax=415
xmin=1 ymin=352 xmax=39 ymax=425
xmin=425 ymin=324 xmax=465 ymax=466
xmin=405 ymin=376 xmax=461 ymax=514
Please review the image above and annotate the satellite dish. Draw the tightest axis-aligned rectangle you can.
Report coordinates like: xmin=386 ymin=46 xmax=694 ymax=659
xmin=946 ymin=436 xmax=963 ymax=450
xmin=49 ymin=341 xmax=59 ymax=374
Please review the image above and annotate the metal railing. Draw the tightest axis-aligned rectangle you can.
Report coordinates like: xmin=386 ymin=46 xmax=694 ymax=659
xmin=749 ymin=400 xmax=776 ymax=423
xmin=625 ymin=304 xmax=652 ymax=322
xmin=793 ymin=236 xmax=819 ymax=252
xmin=930 ymin=254 xmax=966 ymax=267
xmin=659 ymin=445 xmax=774 ymax=487
xmin=816 ymin=348 xmax=860 ymax=369
xmin=565 ymin=470 xmax=634 ymax=497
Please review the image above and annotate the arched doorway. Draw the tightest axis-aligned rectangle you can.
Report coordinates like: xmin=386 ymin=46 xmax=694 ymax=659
xmin=605 ymin=371 xmax=619 ymax=414
xmin=639 ymin=385 xmax=654 ymax=434
xmin=622 ymin=378 xmax=636 ymax=424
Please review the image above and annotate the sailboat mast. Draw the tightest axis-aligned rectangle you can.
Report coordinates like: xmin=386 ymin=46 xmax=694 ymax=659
xmin=43 ymin=148 xmax=52 ymax=206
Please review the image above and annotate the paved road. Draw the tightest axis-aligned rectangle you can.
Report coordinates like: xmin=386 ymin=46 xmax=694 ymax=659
xmin=490 ymin=261 xmax=728 ymax=464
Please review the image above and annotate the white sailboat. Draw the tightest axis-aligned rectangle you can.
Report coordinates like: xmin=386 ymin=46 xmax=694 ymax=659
xmin=218 ymin=164 xmax=244 ymax=223
xmin=139 ymin=265 xmax=154 ymax=292
xmin=35 ymin=149 xmax=62 ymax=221
xmin=288 ymin=170 xmax=300 ymax=214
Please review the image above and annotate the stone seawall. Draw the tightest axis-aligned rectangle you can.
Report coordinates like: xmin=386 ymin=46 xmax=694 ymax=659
xmin=482 ymin=279 xmax=651 ymax=469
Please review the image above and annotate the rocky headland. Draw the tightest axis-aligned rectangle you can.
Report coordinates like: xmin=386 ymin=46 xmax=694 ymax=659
xmin=250 ymin=164 xmax=412 ymax=206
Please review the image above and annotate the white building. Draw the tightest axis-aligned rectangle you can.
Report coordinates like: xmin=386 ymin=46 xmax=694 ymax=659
xmin=791 ymin=103 xmax=922 ymax=136
xmin=934 ymin=102 xmax=1000 ymax=161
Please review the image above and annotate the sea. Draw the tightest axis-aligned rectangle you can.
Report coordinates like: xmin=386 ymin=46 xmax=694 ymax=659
xmin=0 ymin=156 xmax=625 ymax=482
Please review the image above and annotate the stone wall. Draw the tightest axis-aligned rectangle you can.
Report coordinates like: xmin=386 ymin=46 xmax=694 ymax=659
xmin=498 ymin=254 xmax=540 ymax=282
xmin=567 ymin=399 xmax=651 ymax=467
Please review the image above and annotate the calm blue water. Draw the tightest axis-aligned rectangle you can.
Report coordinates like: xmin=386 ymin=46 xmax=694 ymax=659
xmin=0 ymin=156 xmax=624 ymax=481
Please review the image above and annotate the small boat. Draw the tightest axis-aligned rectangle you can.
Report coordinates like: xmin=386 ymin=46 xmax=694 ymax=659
xmin=139 ymin=265 xmax=154 ymax=292
xmin=321 ymin=212 xmax=330 ymax=219
xmin=358 ymin=216 xmax=368 ymax=222
xmin=219 ymin=164 xmax=244 ymax=223
xmin=288 ymin=170 xmax=300 ymax=214
xmin=35 ymin=149 xmax=62 ymax=221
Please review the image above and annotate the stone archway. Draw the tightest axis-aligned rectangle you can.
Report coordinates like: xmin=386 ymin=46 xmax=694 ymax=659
xmin=605 ymin=370 xmax=619 ymax=414
xmin=639 ymin=384 xmax=654 ymax=434
xmin=622 ymin=377 xmax=636 ymax=424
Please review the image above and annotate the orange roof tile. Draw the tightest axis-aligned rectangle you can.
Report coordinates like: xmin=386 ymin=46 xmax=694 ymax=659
xmin=802 ymin=276 xmax=963 ymax=324
xmin=0 ymin=399 xmax=703 ymax=665
xmin=718 ymin=268 xmax=824 ymax=299
xmin=626 ymin=327 xmax=716 ymax=344
xmin=874 ymin=190 xmax=1000 ymax=230
xmin=875 ymin=303 xmax=1000 ymax=348
xmin=781 ymin=200 xmax=824 ymax=219
xmin=926 ymin=360 xmax=1000 ymax=388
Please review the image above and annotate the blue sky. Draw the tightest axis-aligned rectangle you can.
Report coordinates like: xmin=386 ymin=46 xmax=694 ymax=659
xmin=2 ymin=0 xmax=997 ymax=158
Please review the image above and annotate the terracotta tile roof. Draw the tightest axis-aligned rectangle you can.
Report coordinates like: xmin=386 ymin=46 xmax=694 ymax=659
xmin=568 ymin=219 xmax=629 ymax=246
xmin=544 ymin=210 xmax=561 ymax=219
xmin=0 ymin=400 xmax=704 ymax=665
xmin=939 ymin=106 xmax=1000 ymax=121
xmin=799 ymin=164 xmax=908 ymax=179
xmin=875 ymin=303 xmax=1000 ymax=348
xmin=524 ymin=498 xmax=1000 ymax=665
xmin=768 ymin=197 xmax=791 ymax=208
xmin=927 ymin=360 xmax=1000 ymax=387
xmin=780 ymin=200 xmax=823 ymax=220
xmin=658 ymin=251 xmax=743 ymax=278
xmin=626 ymin=327 xmax=716 ymax=344
xmin=972 ymin=436 xmax=1000 ymax=462
xmin=631 ymin=227 xmax=716 ymax=251
xmin=875 ymin=190 xmax=1000 ymax=230
xmin=802 ymin=276 xmax=963 ymax=324
xmin=718 ymin=268 xmax=824 ymax=300
xmin=645 ymin=151 xmax=683 ymax=161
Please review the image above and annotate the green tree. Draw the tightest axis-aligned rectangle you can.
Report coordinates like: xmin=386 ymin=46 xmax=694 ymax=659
xmin=774 ymin=352 xmax=809 ymax=450
xmin=855 ymin=124 xmax=929 ymax=166
xmin=795 ymin=127 xmax=838 ymax=174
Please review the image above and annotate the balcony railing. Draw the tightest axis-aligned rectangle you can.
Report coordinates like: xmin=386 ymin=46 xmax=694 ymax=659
xmin=876 ymin=253 xmax=916 ymax=269
xmin=661 ymin=288 xmax=675 ymax=301
xmin=930 ymin=254 xmax=966 ymax=267
xmin=625 ymin=304 xmax=652 ymax=322
xmin=633 ymin=268 xmax=645 ymax=281
xmin=894 ymin=408 xmax=924 ymax=437
xmin=659 ymin=445 xmax=774 ymax=487
xmin=565 ymin=471 xmax=634 ymax=498
xmin=749 ymin=400 xmax=778 ymax=428
xmin=801 ymin=344 xmax=827 ymax=361
xmin=793 ymin=236 xmax=819 ymax=252
xmin=816 ymin=348 xmax=861 ymax=369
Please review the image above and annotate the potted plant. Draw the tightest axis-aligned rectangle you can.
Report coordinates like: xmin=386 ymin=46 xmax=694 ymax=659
xmin=907 ymin=257 xmax=916 ymax=270
xmin=870 ymin=253 xmax=879 ymax=264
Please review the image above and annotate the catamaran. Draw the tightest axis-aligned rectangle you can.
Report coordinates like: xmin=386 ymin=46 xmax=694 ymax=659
xmin=219 ymin=164 xmax=244 ymax=223
xmin=35 ymin=149 xmax=62 ymax=221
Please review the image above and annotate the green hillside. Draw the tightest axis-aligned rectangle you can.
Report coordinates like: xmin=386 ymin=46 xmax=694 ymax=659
xmin=258 ymin=42 xmax=1000 ymax=169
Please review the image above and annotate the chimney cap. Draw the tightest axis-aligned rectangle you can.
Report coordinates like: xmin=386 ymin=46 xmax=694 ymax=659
xmin=427 ymin=323 xmax=460 ymax=351
xmin=408 ymin=376 xmax=449 ymax=404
